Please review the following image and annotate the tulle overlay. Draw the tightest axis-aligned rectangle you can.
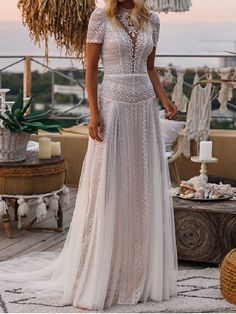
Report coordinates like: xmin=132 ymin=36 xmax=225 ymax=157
xmin=0 ymin=7 xmax=178 ymax=312
xmin=0 ymin=82 xmax=178 ymax=310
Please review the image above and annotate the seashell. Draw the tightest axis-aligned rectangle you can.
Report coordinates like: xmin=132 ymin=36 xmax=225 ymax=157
xmin=178 ymin=176 xmax=236 ymax=200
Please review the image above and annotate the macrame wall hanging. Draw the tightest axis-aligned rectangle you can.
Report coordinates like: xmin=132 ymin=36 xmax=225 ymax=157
xmin=172 ymin=68 xmax=189 ymax=112
xmin=217 ymin=68 xmax=235 ymax=112
xmin=17 ymin=0 xmax=96 ymax=63
xmin=159 ymin=66 xmax=236 ymax=158
xmin=146 ymin=0 xmax=192 ymax=12
xmin=183 ymin=72 xmax=213 ymax=158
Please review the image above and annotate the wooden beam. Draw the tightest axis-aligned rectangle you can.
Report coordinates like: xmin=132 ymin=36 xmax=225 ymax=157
xmin=23 ymin=56 xmax=31 ymax=98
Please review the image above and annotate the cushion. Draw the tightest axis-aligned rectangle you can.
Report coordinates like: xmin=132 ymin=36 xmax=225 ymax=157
xmin=159 ymin=110 xmax=185 ymax=158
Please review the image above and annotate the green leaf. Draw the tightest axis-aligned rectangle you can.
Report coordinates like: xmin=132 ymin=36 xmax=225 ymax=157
xmin=41 ymin=127 xmax=61 ymax=133
xmin=57 ymin=120 xmax=77 ymax=128
xmin=42 ymin=119 xmax=77 ymax=128
xmin=26 ymin=118 xmax=75 ymax=129
xmin=0 ymin=114 xmax=11 ymax=124
xmin=22 ymin=121 xmax=45 ymax=128
xmin=14 ymin=109 xmax=24 ymax=121
xmin=22 ymin=95 xmax=34 ymax=115
xmin=20 ymin=125 xmax=30 ymax=131
xmin=35 ymin=119 xmax=65 ymax=126
xmin=3 ymin=112 xmax=16 ymax=125
xmin=42 ymin=125 xmax=61 ymax=130
xmin=0 ymin=113 xmax=20 ymax=131
xmin=24 ymin=109 xmax=53 ymax=121
xmin=11 ymin=89 xmax=23 ymax=114
xmin=2 ymin=120 xmax=19 ymax=132
xmin=25 ymin=126 xmax=38 ymax=133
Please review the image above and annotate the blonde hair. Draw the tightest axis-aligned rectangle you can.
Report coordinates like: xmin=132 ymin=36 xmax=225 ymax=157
xmin=104 ymin=0 xmax=150 ymax=28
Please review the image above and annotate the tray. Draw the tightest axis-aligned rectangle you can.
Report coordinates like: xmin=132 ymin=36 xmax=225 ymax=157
xmin=176 ymin=195 xmax=234 ymax=201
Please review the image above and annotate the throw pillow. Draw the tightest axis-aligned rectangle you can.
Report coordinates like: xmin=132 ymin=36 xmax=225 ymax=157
xmin=158 ymin=111 xmax=185 ymax=158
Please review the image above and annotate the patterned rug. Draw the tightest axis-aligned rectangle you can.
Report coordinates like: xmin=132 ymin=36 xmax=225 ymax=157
xmin=0 ymin=267 xmax=235 ymax=313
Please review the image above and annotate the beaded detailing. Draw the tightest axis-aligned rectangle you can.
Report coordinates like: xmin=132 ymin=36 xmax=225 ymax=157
xmin=117 ymin=8 xmax=141 ymax=38
xmin=116 ymin=8 xmax=143 ymax=73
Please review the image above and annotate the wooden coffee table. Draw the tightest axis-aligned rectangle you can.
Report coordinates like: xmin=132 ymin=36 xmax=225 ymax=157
xmin=173 ymin=196 xmax=236 ymax=264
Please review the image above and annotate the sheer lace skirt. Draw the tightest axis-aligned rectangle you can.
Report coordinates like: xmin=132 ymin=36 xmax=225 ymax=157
xmin=0 ymin=74 xmax=178 ymax=311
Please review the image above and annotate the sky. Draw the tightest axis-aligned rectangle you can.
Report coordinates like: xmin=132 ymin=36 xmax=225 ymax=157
xmin=0 ymin=0 xmax=236 ymax=23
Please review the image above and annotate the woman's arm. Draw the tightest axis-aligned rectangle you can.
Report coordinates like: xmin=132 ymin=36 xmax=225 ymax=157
xmin=147 ymin=47 xmax=177 ymax=119
xmin=85 ymin=43 xmax=104 ymax=142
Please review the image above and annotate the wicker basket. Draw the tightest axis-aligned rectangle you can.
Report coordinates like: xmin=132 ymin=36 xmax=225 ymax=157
xmin=220 ymin=248 xmax=236 ymax=305
xmin=0 ymin=128 xmax=31 ymax=162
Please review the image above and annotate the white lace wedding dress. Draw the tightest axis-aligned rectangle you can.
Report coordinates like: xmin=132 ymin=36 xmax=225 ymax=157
xmin=0 ymin=6 xmax=178 ymax=311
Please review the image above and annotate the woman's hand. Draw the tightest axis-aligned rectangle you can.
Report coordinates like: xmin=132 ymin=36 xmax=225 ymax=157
xmin=147 ymin=47 xmax=178 ymax=120
xmin=89 ymin=114 xmax=104 ymax=142
xmin=163 ymin=100 xmax=178 ymax=119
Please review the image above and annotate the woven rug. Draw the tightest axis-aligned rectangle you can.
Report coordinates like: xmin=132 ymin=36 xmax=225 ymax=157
xmin=0 ymin=267 xmax=235 ymax=313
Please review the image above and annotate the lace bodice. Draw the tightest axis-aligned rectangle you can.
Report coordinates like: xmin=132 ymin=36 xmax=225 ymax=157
xmin=86 ymin=7 xmax=160 ymax=75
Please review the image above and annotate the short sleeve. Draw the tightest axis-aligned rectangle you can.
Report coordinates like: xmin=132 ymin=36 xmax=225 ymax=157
xmin=86 ymin=7 xmax=106 ymax=44
xmin=150 ymin=12 xmax=160 ymax=47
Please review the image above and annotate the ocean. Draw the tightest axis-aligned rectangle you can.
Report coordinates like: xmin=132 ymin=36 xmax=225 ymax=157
xmin=0 ymin=20 xmax=236 ymax=71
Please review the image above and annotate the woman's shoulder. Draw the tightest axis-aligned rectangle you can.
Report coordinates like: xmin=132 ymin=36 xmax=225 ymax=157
xmin=148 ymin=10 xmax=160 ymax=26
xmin=89 ymin=7 xmax=106 ymax=22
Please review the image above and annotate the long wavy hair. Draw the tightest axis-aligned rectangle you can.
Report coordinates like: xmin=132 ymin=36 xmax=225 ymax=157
xmin=104 ymin=0 xmax=150 ymax=28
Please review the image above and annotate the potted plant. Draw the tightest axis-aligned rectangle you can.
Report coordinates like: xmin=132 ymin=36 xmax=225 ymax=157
xmin=0 ymin=90 xmax=76 ymax=162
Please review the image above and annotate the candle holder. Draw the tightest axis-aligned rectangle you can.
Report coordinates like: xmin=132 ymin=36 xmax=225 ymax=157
xmin=190 ymin=156 xmax=218 ymax=182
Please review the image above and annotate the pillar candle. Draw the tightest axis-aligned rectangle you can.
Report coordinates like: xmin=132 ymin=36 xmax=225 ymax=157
xmin=51 ymin=142 xmax=61 ymax=156
xmin=199 ymin=141 xmax=212 ymax=160
xmin=39 ymin=137 xmax=51 ymax=159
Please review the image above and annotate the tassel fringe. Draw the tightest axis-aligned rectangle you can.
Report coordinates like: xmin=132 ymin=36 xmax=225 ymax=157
xmin=17 ymin=197 xmax=29 ymax=229
xmin=0 ymin=185 xmax=70 ymax=229
xmin=59 ymin=186 xmax=70 ymax=210
xmin=48 ymin=193 xmax=60 ymax=220
xmin=35 ymin=197 xmax=47 ymax=223
xmin=0 ymin=196 xmax=8 ymax=216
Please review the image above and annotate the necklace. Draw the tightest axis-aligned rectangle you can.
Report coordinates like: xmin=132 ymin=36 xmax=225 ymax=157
xmin=117 ymin=8 xmax=141 ymax=38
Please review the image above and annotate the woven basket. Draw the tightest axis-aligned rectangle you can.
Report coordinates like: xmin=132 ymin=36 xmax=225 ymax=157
xmin=220 ymin=248 xmax=236 ymax=304
xmin=0 ymin=128 xmax=31 ymax=162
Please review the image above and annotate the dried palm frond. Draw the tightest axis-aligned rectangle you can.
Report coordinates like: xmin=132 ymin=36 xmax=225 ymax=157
xmin=17 ymin=0 xmax=96 ymax=64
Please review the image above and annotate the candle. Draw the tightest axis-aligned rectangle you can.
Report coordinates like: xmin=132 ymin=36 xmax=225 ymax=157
xmin=39 ymin=137 xmax=51 ymax=159
xmin=51 ymin=142 xmax=61 ymax=156
xmin=199 ymin=141 xmax=212 ymax=160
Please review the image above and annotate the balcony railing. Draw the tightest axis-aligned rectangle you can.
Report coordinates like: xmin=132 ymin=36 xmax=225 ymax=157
xmin=0 ymin=54 xmax=235 ymax=128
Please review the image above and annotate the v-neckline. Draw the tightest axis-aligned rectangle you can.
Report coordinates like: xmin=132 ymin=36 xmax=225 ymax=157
xmin=116 ymin=7 xmax=141 ymax=41
xmin=116 ymin=10 xmax=141 ymax=73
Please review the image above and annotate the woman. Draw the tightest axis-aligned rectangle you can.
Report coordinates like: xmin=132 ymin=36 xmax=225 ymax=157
xmin=0 ymin=0 xmax=178 ymax=311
